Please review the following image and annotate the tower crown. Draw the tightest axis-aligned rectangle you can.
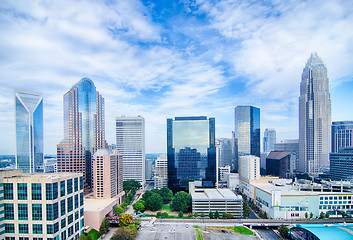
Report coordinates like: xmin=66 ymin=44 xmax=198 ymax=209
xmin=304 ymin=52 xmax=325 ymax=68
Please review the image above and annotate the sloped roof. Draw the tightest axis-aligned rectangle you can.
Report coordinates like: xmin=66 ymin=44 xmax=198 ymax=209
xmin=266 ymin=151 xmax=293 ymax=160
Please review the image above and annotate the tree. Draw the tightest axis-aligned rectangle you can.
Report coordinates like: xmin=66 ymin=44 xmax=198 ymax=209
xmin=79 ymin=235 xmax=92 ymax=240
xmin=115 ymin=206 xmax=124 ymax=215
xmin=159 ymin=187 xmax=173 ymax=203
xmin=201 ymin=212 xmax=205 ymax=218
xmin=310 ymin=212 xmax=313 ymax=219
xmin=119 ymin=214 xmax=133 ymax=226
xmin=111 ymin=227 xmax=134 ymax=240
xmin=243 ymin=202 xmax=250 ymax=218
xmin=209 ymin=211 xmax=214 ymax=219
xmin=215 ymin=210 xmax=220 ymax=219
xmin=194 ymin=212 xmax=198 ymax=218
xmin=226 ymin=213 xmax=233 ymax=219
xmin=305 ymin=212 xmax=308 ymax=219
xmin=142 ymin=191 xmax=154 ymax=201
xmin=222 ymin=212 xmax=227 ymax=219
xmin=99 ymin=217 xmax=110 ymax=235
xmin=170 ymin=191 xmax=192 ymax=213
xmin=145 ymin=193 xmax=163 ymax=211
xmin=123 ymin=180 xmax=141 ymax=193
xmin=162 ymin=212 xmax=169 ymax=218
xmin=132 ymin=201 xmax=145 ymax=212
xmin=325 ymin=212 xmax=330 ymax=219
xmin=320 ymin=212 xmax=325 ymax=219
xmin=341 ymin=211 xmax=346 ymax=218
xmin=156 ymin=212 xmax=162 ymax=218
xmin=278 ymin=224 xmax=289 ymax=238
xmin=178 ymin=211 xmax=183 ymax=218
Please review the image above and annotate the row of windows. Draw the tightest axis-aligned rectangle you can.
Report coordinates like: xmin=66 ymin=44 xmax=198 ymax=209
xmin=320 ymin=205 xmax=353 ymax=210
xmin=3 ymin=177 xmax=83 ymax=200
xmin=4 ymin=199 xmax=83 ymax=221
xmin=320 ymin=196 xmax=352 ymax=200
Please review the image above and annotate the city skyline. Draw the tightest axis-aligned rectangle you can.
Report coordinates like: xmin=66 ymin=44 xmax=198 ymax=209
xmin=1 ymin=1 xmax=353 ymax=154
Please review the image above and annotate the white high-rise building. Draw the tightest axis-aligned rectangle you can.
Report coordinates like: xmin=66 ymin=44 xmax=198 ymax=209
xmin=155 ymin=155 xmax=167 ymax=189
xmin=299 ymin=53 xmax=331 ymax=173
xmin=116 ymin=116 xmax=145 ymax=185
xmin=238 ymin=155 xmax=260 ymax=182
xmin=263 ymin=128 xmax=276 ymax=152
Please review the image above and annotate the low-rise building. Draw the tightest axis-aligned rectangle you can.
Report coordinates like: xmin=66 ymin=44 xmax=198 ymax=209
xmin=189 ymin=182 xmax=243 ymax=218
xmin=218 ymin=165 xmax=230 ymax=183
xmin=154 ymin=155 xmax=167 ymax=189
xmin=0 ymin=169 xmax=84 ymax=240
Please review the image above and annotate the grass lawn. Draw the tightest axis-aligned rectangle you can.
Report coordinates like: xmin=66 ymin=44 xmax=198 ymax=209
xmin=161 ymin=204 xmax=171 ymax=213
xmin=195 ymin=228 xmax=203 ymax=240
xmin=87 ymin=229 xmax=100 ymax=240
xmin=233 ymin=226 xmax=254 ymax=235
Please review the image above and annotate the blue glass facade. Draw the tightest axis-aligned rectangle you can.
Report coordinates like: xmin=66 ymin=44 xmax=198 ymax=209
xmin=331 ymin=121 xmax=353 ymax=153
xmin=167 ymin=116 xmax=216 ymax=192
xmin=234 ymin=106 xmax=260 ymax=170
xmin=15 ymin=90 xmax=43 ymax=173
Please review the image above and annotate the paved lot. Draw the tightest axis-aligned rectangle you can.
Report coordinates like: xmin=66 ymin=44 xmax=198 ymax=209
xmin=256 ymin=228 xmax=281 ymax=240
xmin=136 ymin=224 xmax=196 ymax=240
xmin=203 ymin=228 xmax=258 ymax=240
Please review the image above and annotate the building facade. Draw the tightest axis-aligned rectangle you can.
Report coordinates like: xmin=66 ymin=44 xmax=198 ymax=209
xmin=1 ymin=169 xmax=84 ymax=240
xmin=145 ymin=159 xmax=153 ymax=180
xmin=57 ymin=78 xmax=107 ymax=194
xmin=15 ymin=90 xmax=43 ymax=174
xmin=263 ymin=128 xmax=276 ymax=153
xmin=92 ymin=149 xmax=123 ymax=199
xmin=234 ymin=106 xmax=260 ymax=167
xmin=332 ymin=121 xmax=353 ymax=153
xmin=216 ymin=138 xmax=232 ymax=168
xmin=167 ymin=116 xmax=216 ymax=192
xmin=238 ymin=155 xmax=260 ymax=182
xmin=330 ymin=147 xmax=353 ymax=181
xmin=154 ymin=155 xmax=167 ymax=189
xmin=299 ymin=53 xmax=331 ymax=173
xmin=218 ymin=165 xmax=231 ymax=183
xmin=116 ymin=116 xmax=145 ymax=185
xmin=266 ymin=151 xmax=295 ymax=178
xmin=275 ymin=139 xmax=299 ymax=172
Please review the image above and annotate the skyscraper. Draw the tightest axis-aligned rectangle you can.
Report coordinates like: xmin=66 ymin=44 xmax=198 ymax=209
xmin=57 ymin=78 xmax=106 ymax=193
xmin=234 ymin=106 xmax=260 ymax=166
xmin=116 ymin=116 xmax=145 ymax=185
xmin=331 ymin=121 xmax=353 ymax=153
xmin=299 ymin=53 xmax=331 ymax=173
xmin=15 ymin=89 xmax=43 ymax=173
xmin=216 ymin=138 xmax=232 ymax=167
xmin=167 ymin=116 xmax=216 ymax=192
xmin=263 ymin=128 xmax=276 ymax=152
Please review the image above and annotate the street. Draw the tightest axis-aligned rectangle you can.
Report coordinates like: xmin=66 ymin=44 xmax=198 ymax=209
xmin=256 ymin=228 xmax=281 ymax=240
xmin=136 ymin=223 xmax=196 ymax=240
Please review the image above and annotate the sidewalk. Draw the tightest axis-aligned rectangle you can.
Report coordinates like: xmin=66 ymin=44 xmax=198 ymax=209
xmin=100 ymin=227 xmax=117 ymax=240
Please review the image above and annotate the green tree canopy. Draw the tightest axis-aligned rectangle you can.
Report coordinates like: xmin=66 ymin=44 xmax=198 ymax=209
xmin=215 ymin=210 xmax=220 ymax=219
xmin=178 ymin=211 xmax=184 ymax=218
xmin=278 ymin=225 xmax=289 ymax=238
xmin=170 ymin=191 xmax=191 ymax=213
xmin=159 ymin=187 xmax=173 ymax=203
xmin=142 ymin=191 xmax=154 ymax=201
xmin=99 ymin=217 xmax=110 ymax=235
xmin=162 ymin=212 xmax=169 ymax=218
xmin=115 ymin=206 xmax=124 ymax=215
xmin=123 ymin=180 xmax=141 ymax=193
xmin=209 ymin=211 xmax=214 ymax=219
xmin=132 ymin=201 xmax=145 ymax=212
xmin=145 ymin=193 xmax=163 ymax=211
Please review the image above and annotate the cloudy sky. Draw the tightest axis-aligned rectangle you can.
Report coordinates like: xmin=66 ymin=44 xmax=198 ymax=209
xmin=1 ymin=0 xmax=353 ymax=154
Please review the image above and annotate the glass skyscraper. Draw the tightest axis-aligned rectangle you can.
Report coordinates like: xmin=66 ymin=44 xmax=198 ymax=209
xmin=234 ymin=106 xmax=260 ymax=169
xmin=263 ymin=128 xmax=276 ymax=152
xmin=167 ymin=116 xmax=216 ymax=192
xmin=116 ymin=116 xmax=145 ymax=185
xmin=15 ymin=90 xmax=43 ymax=173
xmin=299 ymin=53 xmax=331 ymax=173
xmin=57 ymin=78 xmax=106 ymax=193
xmin=331 ymin=121 xmax=353 ymax=153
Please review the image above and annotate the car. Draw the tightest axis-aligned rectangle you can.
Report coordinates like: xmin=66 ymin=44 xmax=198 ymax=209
xmin=150 ymin=227 xmax=156 ymax=231
xmin=185 ymin=224 xmax=189 ymax=228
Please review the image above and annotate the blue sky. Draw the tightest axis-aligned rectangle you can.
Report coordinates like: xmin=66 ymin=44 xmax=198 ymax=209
xmin=1 ymin=0 xmax=353 ymax=154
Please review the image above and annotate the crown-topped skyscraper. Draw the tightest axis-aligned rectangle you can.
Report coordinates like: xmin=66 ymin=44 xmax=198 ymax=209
xmin=299 ymin=53 xmax=331 ymax=173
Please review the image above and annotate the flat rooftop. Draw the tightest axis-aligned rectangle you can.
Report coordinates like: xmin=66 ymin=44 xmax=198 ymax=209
xmin=294 ymin=223 xmax=353 ymax=240
xmin=84 ymin=195 xmax=119 ymax=212
xmin=0 ymin=170 xmax=81 ymax=180
xmin=192 ymin=188 xmax=242 ymax=201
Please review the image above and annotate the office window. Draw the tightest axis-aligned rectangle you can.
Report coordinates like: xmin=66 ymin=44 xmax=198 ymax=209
xmin=33 ymin=224 xmax=43 ymax=234
xmin=74 ymin=178 xmax=78 ymax=192
xmin=61 ymin=199 xmax=66 ymax=216
xmin=61 ymin=230 xmax=67 ymax=240
xmin=5 ymin=224 xmax=15 ymax=233
xmin=75 ymin=222 xmax=79 ymax=231
xmin=80 ymin=208 xmax=84 ymax=217
xmin=68 ymin=214 xmax=73 ymax=224
xmin=60 ymin=180 xmax=65 ymax=197
xmin=53 ymin=182 xmax=58 ymax=199
xmin=54 ymin=222 xmax=59 ymax=233
xmin=80 ymin=176 xmax=83 ymax=190
xmin=4 ymin=183 xmax=13 ymax=200
xmin=18 ymin=204 xmax=28 ymax=220
xmin=68 ymin=196 xmax=73 ymax=212
xmin=17 ymin=183 xmax=27 ymax=200
xmin=5 ymin=237 xmax=15 ymax=240
xmin=68 ymin=226 xmax=74 ymax=237
xmin=32 ymin=204 xmax=42 ymax=220
xmin=47 ymin=224 xmax=54 ymax=234
xmin=67 ymin=179 xmax=73 ymax=194
xmin=75 ymin=194 xmax=79 ymax=208
xmin=80 ymin=219 xmax=84 ymax=228
xmin=75 ymin=211 xmax=79 ymax=220
xmin=19 ymin=224 xmax=29 ymax=234
xmin=46 ymin=183 xmax=53 ymax=200
xmin=31 ymin=183 xmax=42 ymax=200
xmin=19 ymin=238 xmax=29 ymax=240
xmin=53 ymin=202 xmax=59 ymax=219
xmin=61 ymin=218 xmax=66 ymax=229
xmin=4 ymin=203 xmax=14 ymax=220
xmin=46 ymin=204 xmax=53 ymax=221
xmin=33 ymin=238 xmax=43 ymax=240
xmin=80 ymin=192 xmax=84 ymax=206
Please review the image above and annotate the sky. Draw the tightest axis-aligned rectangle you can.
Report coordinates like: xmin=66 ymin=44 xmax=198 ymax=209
xmin=1 ymin=0 xmax=353 ymax=155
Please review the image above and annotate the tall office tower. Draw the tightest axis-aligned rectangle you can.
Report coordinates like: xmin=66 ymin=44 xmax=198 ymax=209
xmin=145 ymin=158 xmax=153 ymax=180
xmin=57 ymin=78 xmax=107 ymax=194
xmin=1 ymin=169 xmax=84 ymax=240
xmin=116 ymin=116 xmax=145 ymax=185
xmin=216 ymin=138 xmax=232 ymax=167
xmin=155 ymin=155 xmax=167 ymax=189
xmin=15 ymin=90 xmax=43 ymax=173
xmin=299 ymin=53 xmax=331 ymax=173
xmin=263 ymin=128 xmax=276 ymax=152
xmin=330 ymin=147 xmax=353 ymax=181
xmin=275 ymin=139 xmax=299 ymax=172
xmin=92 ymin=149 xmax=123 ymax=199
xmin=234 ymin=106 xmax=260 ymax=164
xmin=332 ymin=121 xmax=353 ymax=153
xmin=238 ymin=155 xmax=260 ymax=182
xmin=167 ymin=116 xmax=216 ymax=192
